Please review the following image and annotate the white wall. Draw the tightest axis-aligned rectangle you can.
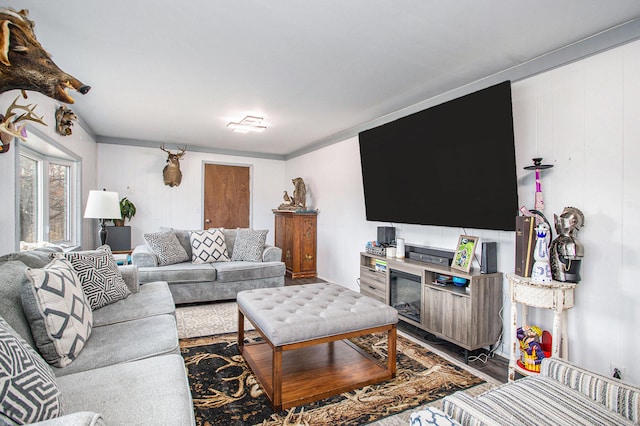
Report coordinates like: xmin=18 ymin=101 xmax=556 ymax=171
xmin=96 ymin=144 xmax=286 ymax=247
xmin=0 ymin=91 xmax=98 ymax=253
xmin=287 ymin=39 xmax=640 ymax=386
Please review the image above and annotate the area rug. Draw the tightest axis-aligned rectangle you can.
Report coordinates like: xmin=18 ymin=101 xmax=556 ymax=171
xmin=180 ymin=330 xmax=486 ymax=426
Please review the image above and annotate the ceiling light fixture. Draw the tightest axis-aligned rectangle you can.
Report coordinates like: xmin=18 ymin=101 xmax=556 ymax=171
xmin=227 ymin=115 xmax=267 ymax=133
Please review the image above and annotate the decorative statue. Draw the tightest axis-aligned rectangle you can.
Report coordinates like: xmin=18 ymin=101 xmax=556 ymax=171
xmin=550 ymin=207 xmax=584 ymax=283
xmin=160 ymin=145 xmax=186 ymax=187
xmin=531 ymin=222 xmax=553 ymax=283
xmin=0 ymin=8 xmax=91 ymax=103
xmin=278 ymin=177 xmax=307 ymax=210
xmin=55 ymin=106 xmax=77 ymax=136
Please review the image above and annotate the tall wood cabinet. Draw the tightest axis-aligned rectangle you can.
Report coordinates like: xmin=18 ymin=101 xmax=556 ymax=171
xmin=273 ymin=210 xmax=318 ymax=279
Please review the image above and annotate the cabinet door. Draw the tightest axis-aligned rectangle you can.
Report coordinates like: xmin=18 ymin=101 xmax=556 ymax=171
xmin=274 ymin=214 xmax=286 ymax=262
xmin=284 ymin=216 xmax=295 ymax=270
xmin=442 ymin=293 xmax=471 ymax=345
xmin=300 ymin=215 xmax=317 ymax=273
xmin=423 ymin=286 xmax=444 ymax=334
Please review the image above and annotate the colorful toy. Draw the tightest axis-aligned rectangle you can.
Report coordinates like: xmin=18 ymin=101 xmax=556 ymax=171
xmin=517 ymin=325 xmax=550 ymax=372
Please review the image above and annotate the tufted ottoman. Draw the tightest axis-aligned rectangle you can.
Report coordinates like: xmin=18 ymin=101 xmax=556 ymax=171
xmin=236 ymin=282 xmax=398 ymax=411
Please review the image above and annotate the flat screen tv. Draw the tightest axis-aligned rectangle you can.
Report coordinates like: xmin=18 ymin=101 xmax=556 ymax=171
xmin=359 ymin=81 xmax=518 ymax=231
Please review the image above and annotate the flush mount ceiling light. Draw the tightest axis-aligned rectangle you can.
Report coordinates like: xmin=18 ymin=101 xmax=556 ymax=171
xmin=227 ymin=115 xmax=267 ymax=133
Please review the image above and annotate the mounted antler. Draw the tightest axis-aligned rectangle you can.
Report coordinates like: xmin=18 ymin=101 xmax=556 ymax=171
xmin=160 ymin=144 xmax=187 ymax=187
xmin=0 ymin=95 xmax=46 ymax=152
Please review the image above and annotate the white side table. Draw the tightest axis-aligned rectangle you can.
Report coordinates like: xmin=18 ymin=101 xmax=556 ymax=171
xmin=507 ymin=273 xmax=577 ymax=381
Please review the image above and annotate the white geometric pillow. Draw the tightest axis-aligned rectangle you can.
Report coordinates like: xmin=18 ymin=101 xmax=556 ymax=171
xmin=22 ymin=258 xmax=93 ymax=367
xmin=0 ymin=317 xmax=62 ymax=424
xmin=55 ymin=245 xmax=131 ymax=310
xmin=144 ymin=230 xmax=190 ymax=266
xmin=231 ymin=229 xmax=268 ymax=262
xmin=190 ymin=229 xmax=230 ymax=264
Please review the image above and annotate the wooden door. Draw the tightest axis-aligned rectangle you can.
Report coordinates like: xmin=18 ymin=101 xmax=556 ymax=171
xmin=203 ymin=164 xmax=250 ymax=229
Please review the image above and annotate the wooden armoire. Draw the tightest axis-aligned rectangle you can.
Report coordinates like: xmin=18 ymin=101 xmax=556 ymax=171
xmin=273 ymin=210 xmax=317 ymax=279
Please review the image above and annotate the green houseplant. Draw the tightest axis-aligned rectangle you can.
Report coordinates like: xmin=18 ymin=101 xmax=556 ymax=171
xmin=114 ymin=197 xmax=136 ymax=226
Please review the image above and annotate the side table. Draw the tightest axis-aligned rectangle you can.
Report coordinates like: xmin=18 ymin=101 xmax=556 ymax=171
xmin=507 ymin=273 xmax=577 ymax=381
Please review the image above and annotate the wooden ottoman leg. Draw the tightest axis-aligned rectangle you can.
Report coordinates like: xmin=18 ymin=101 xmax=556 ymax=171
xmin=388 ymin=324 xmax=397 ymax=378
xmin=238 ymin=309 xmax=245 ymax=349
xmin=273 ymin=346 xmax=283 ymax=411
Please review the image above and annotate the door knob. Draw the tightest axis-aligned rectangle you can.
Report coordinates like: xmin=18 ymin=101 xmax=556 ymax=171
xmin=205 ymin=219 xmax=211 ymax=223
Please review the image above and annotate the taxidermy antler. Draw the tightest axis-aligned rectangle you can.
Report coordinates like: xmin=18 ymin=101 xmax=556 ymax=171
xmin=0 ymin=8 xmax=90 ymax=103
xmin=0 ymin=95 xmax=46 ymax=153
xmin=160 ymin=144 xmax=187 ymax=187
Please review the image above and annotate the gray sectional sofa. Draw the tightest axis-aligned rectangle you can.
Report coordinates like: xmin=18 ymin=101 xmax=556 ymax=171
xmin=0 ymin=247 xmax=195 ymax=425
xmin=131 ymin=228 xmax=286 ymax=304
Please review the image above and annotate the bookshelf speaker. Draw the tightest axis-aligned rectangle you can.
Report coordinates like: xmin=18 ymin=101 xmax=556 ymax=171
xmin=481 ymin=241 xmax=497 ymax=274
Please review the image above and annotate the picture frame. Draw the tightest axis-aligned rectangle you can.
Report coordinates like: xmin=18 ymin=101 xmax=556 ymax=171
xmin=451 ymin=235 xmax=478 ymax=273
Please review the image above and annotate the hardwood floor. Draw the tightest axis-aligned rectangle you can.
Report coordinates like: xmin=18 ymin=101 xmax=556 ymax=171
xmin=285 ymin=276 xmax=509 ymax=384
xmin=399 ymin=321 xmax=509 ymax=384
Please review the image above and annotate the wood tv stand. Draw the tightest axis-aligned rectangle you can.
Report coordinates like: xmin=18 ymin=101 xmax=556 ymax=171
xmin=360 ymin=252 xmax=503 ymax=361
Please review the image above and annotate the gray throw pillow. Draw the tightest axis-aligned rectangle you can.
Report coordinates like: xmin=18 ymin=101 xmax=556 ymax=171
xmin=190 ymin=229 xmax=230 ymax=264
xmin=22 ymin=257 xmax=93 ymax=367
xmin=231 ymin=229 xmax=268 ymax=262
xmin=144 ymin=230 xmax=190 ymax=266
xmin=0 ymin=317 xmax=62 ymax=424
xmin=55 ymin=245 xmax=131 ymax=310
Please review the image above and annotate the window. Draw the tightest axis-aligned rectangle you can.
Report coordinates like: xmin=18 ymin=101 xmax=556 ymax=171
xmin=19 ymin=145 xmax=79 ymax=248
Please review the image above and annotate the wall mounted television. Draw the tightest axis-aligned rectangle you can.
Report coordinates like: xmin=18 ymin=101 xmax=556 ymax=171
xmin=359 ymin=81 xmax=518 ymax=231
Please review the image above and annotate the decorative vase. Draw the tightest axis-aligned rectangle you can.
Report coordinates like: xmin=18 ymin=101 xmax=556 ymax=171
xmin=531 ymin=223 xmax=552 ymax=283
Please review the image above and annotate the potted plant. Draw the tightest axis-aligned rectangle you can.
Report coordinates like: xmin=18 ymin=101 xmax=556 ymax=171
xmin=114 ymin=197 xmax=136 ymax=226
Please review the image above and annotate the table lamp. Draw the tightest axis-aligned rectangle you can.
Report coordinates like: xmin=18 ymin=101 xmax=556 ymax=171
xmin=84 ymin=189 xmax=121 ymax=247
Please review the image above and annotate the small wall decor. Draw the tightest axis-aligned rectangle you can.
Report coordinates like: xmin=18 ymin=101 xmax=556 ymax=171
xmin=0 ymin=95 xmax=46 ymax=154
xmin=55 ymin=106 xmax=77 ymax=136
xmin=277 ymin=177 xmax=308 ymax=210
xmin=160 ymin=144 xmax=186 ymax=187
xmin=0 ymin=8 xmax=90 ymax=103
xmin=451 ymin=235 xmax=478 ymax=273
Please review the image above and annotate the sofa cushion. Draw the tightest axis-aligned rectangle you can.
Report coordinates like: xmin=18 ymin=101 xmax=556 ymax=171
xmin=190 ymin=229 xmax=230 ymax=263
xmin=0 ymin=261 xmax=37 ymax=349
xmin=55 ymin=246 xmax=131 ymax=310
xmin=144 ymin=230 xmax=190 ymax=266
xmin=231 ymin=229 xmax=268 ymax=262
xmin=0 ymin=317 xmax=62 ymax=424
xmin=55 ymin=354 xmax=193 ymax=425
xmin=22 ymin=258 xmax=93 ymax=368
xmin=92 ymin=281 xmax=175 ymax=327
xmin=444 ymin=376 xmax=636 ymax=426
xmin=214 ymin=261 xmax=286 ymax=283
xmin=162 ymin=227 xmax=193 ymax=260
xmin=139 ymin=263 xmax=216 ymax=284
xmin=51 ymin=314 xmax=179 ymax=377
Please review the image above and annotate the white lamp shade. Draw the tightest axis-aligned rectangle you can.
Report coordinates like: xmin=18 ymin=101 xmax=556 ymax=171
xmin=84 ymin=190 xmax=121 ymax=219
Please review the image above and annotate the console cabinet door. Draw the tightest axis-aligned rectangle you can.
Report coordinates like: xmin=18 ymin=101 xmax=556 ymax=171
xmin=423 ymin=286 xmax=444 ymax=334
xmin=442 ymin=293 xmax=471 ymax=345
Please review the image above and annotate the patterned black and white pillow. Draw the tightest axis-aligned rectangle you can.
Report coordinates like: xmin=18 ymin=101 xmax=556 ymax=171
xmin=56 ymin=245 xmax=131 ymax=310
xmin=0 ymin=317 xmax=62 ymax=424
xmin=231 ymin=229 xmax=268 ymax=262
xmin=144 ymin=230 xmax=190 ymax=266
xmin=22 ymin=258 xmax=93 ymax=367
xmin=190 ymin=229 xmax=230 ymax=264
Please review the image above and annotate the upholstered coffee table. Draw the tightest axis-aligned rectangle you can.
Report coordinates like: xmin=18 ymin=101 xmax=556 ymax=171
xmin=236 ymin=282 xmax=398 ymax=411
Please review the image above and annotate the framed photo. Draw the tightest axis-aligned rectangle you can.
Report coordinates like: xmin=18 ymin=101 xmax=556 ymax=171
xmin=451 ymin=235 xmax=478 ymax=273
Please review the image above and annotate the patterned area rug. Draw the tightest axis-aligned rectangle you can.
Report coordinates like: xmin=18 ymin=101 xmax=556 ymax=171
xmin=180 ymin=330 xmax=486 ymax=426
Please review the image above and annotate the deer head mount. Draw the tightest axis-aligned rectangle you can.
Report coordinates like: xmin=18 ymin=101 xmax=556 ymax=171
xmin=0 ymin=95 xmax=46 ymax=154
xmin=161 ymin=145 xmax=186 ymax=187
xmin=55 ymin=106 xmax=77 ymax=136
xmin=0 ymin=8 xmax=91 ymax=103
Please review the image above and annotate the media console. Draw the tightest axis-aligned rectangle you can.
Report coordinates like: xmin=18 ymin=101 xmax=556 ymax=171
xmin=360 ymin=252 xmax=503 ymax=362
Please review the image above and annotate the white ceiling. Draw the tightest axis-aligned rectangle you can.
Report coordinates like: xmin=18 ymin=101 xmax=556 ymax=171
xmin=10 ymin=1 xmax=640 ymax=158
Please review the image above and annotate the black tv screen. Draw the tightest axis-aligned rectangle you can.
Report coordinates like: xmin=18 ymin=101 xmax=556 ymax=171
xmin=359 ymin=81 xmax=518 ymax=231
